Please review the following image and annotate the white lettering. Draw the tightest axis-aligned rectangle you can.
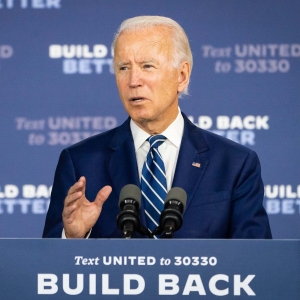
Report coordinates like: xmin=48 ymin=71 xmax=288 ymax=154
xmin=0 ymin=199 xmax=50 ymax=214
xmin=240 ymin=130 xmax=255 ymax=145
xmin=265 ymin=185 xmax=300 ymax=199
xmin=286 ymin=185 xmax=297 ymax=198
xmin=19 ymin=199 xmax=31 ymax=213
xmin=50 ymin=44 xmax=109 ymax=59
xmin=32 ymin=0 xmax=45 ymax=9
xmin=62 ymin=274 xmax=84 ymax=295
xmin=32 ymin=199 xmax=46 ymax=213
xmin=234 ymin=275 xmax=256 ymax=296
xmin=38 ymin=274 xmax=58 ymax=294
xmin=79 ymin=59 xmax=92 ymax=73
xmin=202 ymin=45 xmax=231 ymax=58
xmin=4 ymin=185 xmax=19 ymax=198
xmin=256 ymin=116 xmax=269 ymax=129
xmin=216 ymin=115 xmax=269 ymax=130
xmin=182 ymin=274 xmax=206 ymax=295
xmin=159 ymin=274 xmax=179 ymax=295
xmin=266 ymin=199 xmax=280 ymax=214
xmin=123 ymin=274 xmax=145 ymax=295
xmin=62 ymin=58 xmax=113 ymax=74
xmin=93 ymin=44 xmax=108 ymax=58
xmin=243 ymin=115 xmax=255 ymax=129
xmin=265 ymin=185 xmax=278 ymax=198
xmin=230 ymin=116 xmax=243 ymax=130
xmin=209 ymin=274 xmax=229 ymax=296
xmin=63 ymin=59 xmax=77 ymax=73
xmin=282 ymin=200 xmax=295 ymax=214
xmin=217 ymin=116 xmax=230 ymax=129
xmin=23 ymin=185 xmax=36 ymax=198
xmin=89 ymin=274 xmax=96 ymax=295
xmin=46 ymin=0 xmax=61 ymax=8
xmin=199 ymin=116 xmax=213 ymax=129
xmin=102 ymin=274 xmax=119 ymax=295
xmin=21 ymin=0 xmax=28 ymax=8
xmin=3 ymin=199 xmax=17 ymax=213
xmin=147 ymin=256 xmax=156 ymax=265
xmin=291 ymin=44 xmax=300 ymax=57
xmin=36 ymin=185 xmax=50 ymax=198
xmin=74 ymin=256 xmax=83 ymax=265
xmin=82 ymin=45 xmax=93 ymax=58
xmin=47 ymin=116 xmax=117 ymax=130
xmin=49 ymin=44 xmax=62 ymax=58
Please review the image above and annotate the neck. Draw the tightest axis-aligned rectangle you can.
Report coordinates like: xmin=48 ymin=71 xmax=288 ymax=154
xmin=133 ymin=109 xmax=179 ymax=135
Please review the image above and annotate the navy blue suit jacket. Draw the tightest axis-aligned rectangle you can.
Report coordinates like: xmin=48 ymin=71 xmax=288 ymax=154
xmin=43 ymin=113 xmax=272 ymax=238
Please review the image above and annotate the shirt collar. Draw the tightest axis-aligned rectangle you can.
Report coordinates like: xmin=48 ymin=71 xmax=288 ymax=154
xmin=130 ymin=107 xmax=184 ymax=151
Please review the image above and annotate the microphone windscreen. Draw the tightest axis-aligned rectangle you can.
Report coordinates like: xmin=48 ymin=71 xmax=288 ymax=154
xmin=119 ymin=184 xmax=141 ymax=207
xmin=165 ymin=187 xmax=187 ymax=211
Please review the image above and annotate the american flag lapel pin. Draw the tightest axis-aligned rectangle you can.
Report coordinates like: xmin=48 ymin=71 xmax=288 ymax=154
xmin=192 ymin=162 xmax=201 ymax=168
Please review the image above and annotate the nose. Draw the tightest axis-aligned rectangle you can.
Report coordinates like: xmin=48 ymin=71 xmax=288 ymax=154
xmin=128 ymin=67 xmax=143 ymax=88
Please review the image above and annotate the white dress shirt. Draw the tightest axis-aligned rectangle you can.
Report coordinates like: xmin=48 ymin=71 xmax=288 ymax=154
xmin=62 ymin=107 xmax=184 ymax=238
xmin=130 ymin=107 xmax=184 ymax=191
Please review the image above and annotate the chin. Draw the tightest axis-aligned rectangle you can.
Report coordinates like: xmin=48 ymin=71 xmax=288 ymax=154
xmin=129 ymin=110 xmax=152 ymax=122
xmin=131 ymin=115 xmax=149 ymax=124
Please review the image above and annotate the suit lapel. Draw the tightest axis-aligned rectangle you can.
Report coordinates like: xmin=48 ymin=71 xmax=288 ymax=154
xmin=106 ymin=118 xmax=148 ymax=226
xmin=106 ymin=118 xmax=140 ymax=197
xmin=172 ymin=113 xmax=209 ymax=214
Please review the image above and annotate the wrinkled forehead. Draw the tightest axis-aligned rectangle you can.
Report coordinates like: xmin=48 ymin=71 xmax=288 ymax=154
xmin=114 ymin=26 xmax=174 ymax=56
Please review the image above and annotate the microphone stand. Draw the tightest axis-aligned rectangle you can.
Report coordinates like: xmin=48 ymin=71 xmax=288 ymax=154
xmin=150 ymin=224 xmax=174 ymax=239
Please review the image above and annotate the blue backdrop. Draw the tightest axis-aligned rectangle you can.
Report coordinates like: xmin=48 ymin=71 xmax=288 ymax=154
xmin=0 ymin=0 xmax=299 ymax=238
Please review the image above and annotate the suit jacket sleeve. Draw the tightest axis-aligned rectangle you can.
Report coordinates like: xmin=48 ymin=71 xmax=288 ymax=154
xmin=43 ymin=149 xmax=76 ymax=238
xmin=230 ymin=150 xmax=271 ymax=238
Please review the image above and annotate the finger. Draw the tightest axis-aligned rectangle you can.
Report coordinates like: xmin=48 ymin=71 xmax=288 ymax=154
xmin=67 ymin=176 xmax=86 ymax=195
xmin=78 ymin=176 xmax=86 ymax=195
xmin=62 ymin=203 xmax=77 ymax=219
xmin=94 ymin=185 xmax=112 ymax=208
xmin=64 ymin=191 xmax=83 ymax=206
xmin=67 ymin=181 xmax=83 ymax=195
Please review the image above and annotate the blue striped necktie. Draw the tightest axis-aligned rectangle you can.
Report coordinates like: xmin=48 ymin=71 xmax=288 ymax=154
xmin=141 ymin=135 xmax=167 ymax=235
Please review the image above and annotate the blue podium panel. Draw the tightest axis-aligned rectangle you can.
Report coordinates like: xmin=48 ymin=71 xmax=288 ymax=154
xmin=0 ymin=239 xmax=299 ymax=299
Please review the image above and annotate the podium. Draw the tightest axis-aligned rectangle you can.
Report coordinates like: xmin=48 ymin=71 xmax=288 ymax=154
xmin=0 ymin=239 xmax=299 ymax=299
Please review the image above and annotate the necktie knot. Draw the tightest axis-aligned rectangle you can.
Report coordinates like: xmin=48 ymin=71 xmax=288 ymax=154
xmin=147 ymin=135 xmax=166 ymax=150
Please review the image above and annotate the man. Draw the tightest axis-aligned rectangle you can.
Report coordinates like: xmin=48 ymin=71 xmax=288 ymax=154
xmin=43 ymin=16 xmax=272 ymax=239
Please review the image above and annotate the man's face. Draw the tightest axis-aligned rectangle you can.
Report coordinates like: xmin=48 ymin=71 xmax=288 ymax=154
xmin=114 ymin=26 xmax=188 ymax=134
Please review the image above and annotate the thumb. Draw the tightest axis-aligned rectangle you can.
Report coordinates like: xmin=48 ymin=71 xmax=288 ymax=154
xmin=94 ymin=185 xmax=112 ymax=208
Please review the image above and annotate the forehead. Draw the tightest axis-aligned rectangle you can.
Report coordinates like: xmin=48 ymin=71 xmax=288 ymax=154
xmin=114 ymin=26 xmax=173 ymax=60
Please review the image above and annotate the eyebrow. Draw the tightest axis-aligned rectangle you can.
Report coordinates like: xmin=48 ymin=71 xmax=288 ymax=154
xmin=116 ymin=61 xmax=129 ymax=68
xmin=116 ymin=59 xmax=158 ymax=68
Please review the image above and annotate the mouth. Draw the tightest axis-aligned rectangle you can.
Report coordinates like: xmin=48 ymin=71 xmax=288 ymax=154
xmin=130 ymin=97 xmax=146 ymax=103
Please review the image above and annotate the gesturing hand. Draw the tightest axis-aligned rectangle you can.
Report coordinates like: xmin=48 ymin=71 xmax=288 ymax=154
xmin=62 ymin=176 xmax=112 ymax=238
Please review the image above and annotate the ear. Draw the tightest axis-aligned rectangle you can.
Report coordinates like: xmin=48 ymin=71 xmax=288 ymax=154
xmin=177 ymin=61 xmax=191 ymax=93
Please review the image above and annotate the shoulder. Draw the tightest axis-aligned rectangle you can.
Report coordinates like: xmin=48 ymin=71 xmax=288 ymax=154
xmin=182 ymin=112 xmax=256 ymax=160
xmin=202 ymin=129 xmax=252 ymax=154
xmin=201 ymin=129 xmax=261 ymax=168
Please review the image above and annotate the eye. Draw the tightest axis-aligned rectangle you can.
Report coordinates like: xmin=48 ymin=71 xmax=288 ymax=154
xmin=143 ymin=64 xmax=153 ymax=69
xmin=119 ymin=66 xmax=128 ymax=71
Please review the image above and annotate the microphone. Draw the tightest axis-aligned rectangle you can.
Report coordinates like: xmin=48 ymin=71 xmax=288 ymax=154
xmin=117 ymin=184 xmax=141 ymax=239
xmin=159 ymin=187 xmax=187 ymax=238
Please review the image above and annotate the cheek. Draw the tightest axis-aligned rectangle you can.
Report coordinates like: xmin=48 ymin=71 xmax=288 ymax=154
xmin=150 ymin=75 xmax=172 ymax=92
xmin=159 ymin=78 xmax=178 ymax=97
